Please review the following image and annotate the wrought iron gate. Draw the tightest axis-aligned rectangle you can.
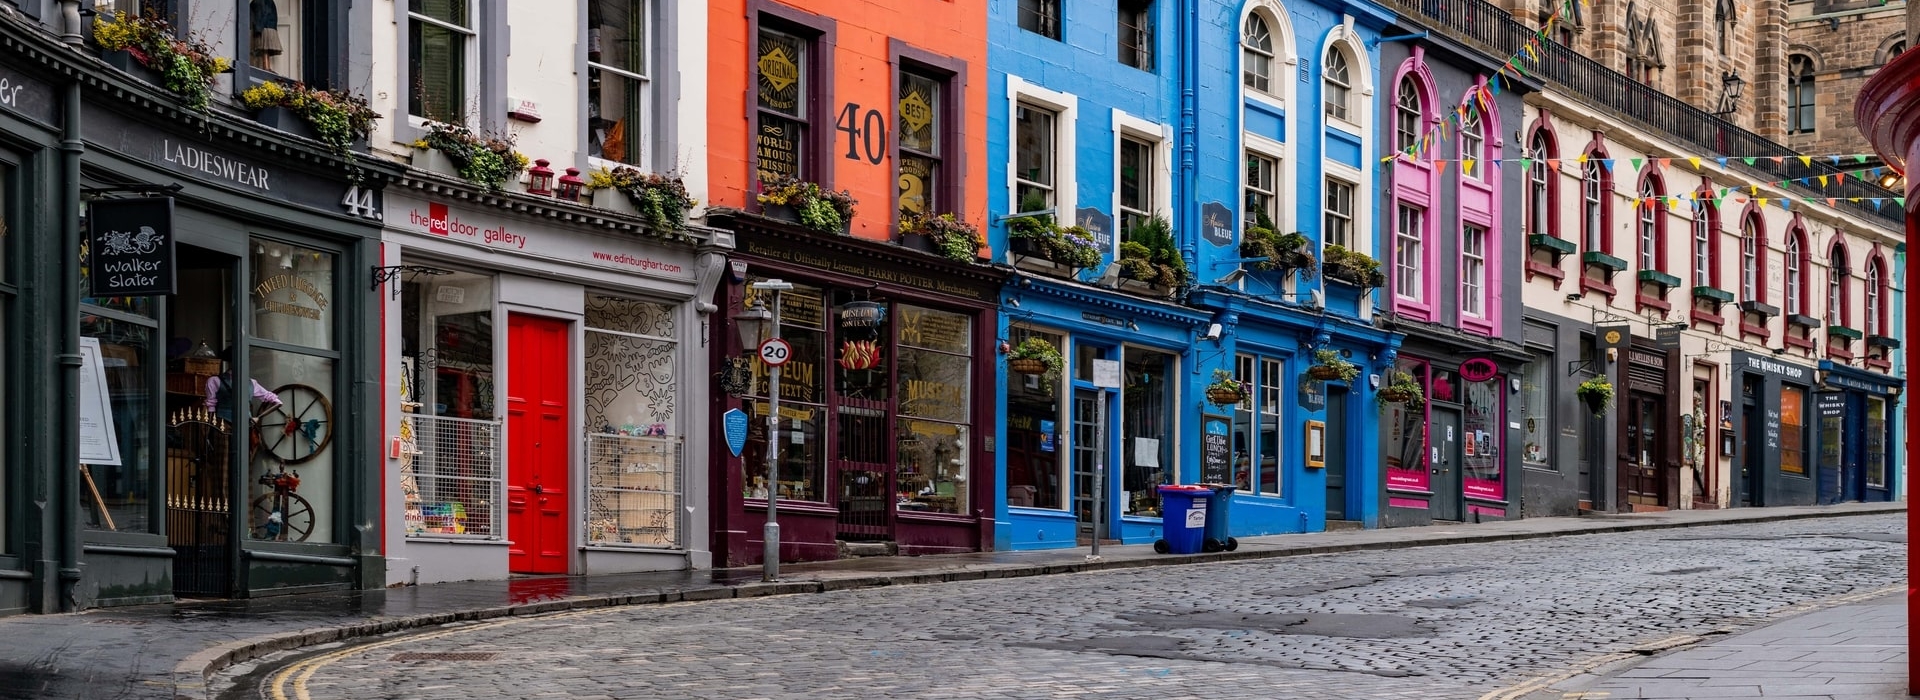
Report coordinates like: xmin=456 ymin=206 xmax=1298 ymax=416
xmin=834 ymin=398 xmax=891 ymax=540
xmin=167 ymin=407 xmax=233 ymax=597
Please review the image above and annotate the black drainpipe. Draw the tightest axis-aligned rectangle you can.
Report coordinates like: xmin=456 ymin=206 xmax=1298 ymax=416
xmin=56 ymin=78 xmax=83 ymax=611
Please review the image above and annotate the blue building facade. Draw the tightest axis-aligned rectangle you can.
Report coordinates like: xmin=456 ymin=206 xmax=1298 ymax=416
xmin=988 ymin=0 xmax=1402 ymax=551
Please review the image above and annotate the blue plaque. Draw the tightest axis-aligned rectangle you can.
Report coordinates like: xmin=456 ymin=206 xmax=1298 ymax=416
xmin=723 ymin=408 xmax=750 ymax=457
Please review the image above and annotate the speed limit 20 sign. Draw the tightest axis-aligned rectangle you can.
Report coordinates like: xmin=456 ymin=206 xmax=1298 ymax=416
xmin=758 ymin=338 xmax=793 ymax=367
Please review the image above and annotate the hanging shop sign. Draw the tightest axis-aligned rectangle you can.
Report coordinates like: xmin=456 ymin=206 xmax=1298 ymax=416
xmin=1596 ymin=325 xmax=1631 ymax=351
xmin=1200 ymin=414 xmax=1232 ymax=484
xmin=87 ymin=197 xmax=176 ymax=296
xmin=1200 ymin=202 xmax=1234 ymax=247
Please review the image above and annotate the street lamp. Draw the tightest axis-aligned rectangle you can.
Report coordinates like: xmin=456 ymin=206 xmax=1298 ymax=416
xmin=735 ymin=279 xmax=791 ymax=581
xmin=1713 ymin=71 xmax=1746 ymax=116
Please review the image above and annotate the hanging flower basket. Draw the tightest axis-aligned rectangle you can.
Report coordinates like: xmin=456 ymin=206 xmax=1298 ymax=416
xmin=1007 ymin=337 xmax=1063 ymax=384
xmin=1377 ymin=387 xmax=1415 ymax=403
xmin=1204 ymin=369 xmax=1246 ymax=406
xmin=1307 ymin=348 xmax=1361 ymax=383
xmin=1576 ymin=376 xmax=1615 ymax=416
xmin=1009 ymin=358 xmax=1048 ymax=375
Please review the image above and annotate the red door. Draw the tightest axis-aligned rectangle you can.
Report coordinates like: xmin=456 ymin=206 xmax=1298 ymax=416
xmin=507 ymin=314 xmax=570 ymax=574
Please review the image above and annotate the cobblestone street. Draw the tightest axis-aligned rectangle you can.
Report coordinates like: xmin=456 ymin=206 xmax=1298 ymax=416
xmin=222 ymin=513 xmax=1906 ymax=700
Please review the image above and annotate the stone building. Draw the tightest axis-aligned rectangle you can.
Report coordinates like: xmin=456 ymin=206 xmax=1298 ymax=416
xmin=1788 ymin=0 xmax=1910 ymax=157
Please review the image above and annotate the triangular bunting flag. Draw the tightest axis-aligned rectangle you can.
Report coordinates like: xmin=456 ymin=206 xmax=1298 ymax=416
xmin=1758 ymin=198 xmax=1769 ymax=207
xmin=1436 ymin=160 xmax=1450 ymax=174
xmin=1897 ymin=197 xmax=1907 ymax=208
xmin=1689 ymin=157 xmax=1702 ymax=170
xmin=1874 ymin=199 xmax=1886 ymax=211
xmin=1828 ymin=198 xmax=1838 ymax=207
xmin=1857 ymin=154 xmax=1871 ymax=164
xmin=1658 ymin=158 xmax=1671 ymax=169
xmin=1520 ymin=158 xmax=1533 ymax=172
xmin=1463 ymin=159 xmax=1475 ymax=176
xmin=1799 ymin=156 xmax=1812 ymax=167
xmin=1718 ymin=157 xmax=1730 ymax=169
xmin=1832 ymin=156 xmax=1843 ymax=166
xmin=1630 ymin=158 xmax=1644 ymax=171
xmin=1836 ymin=172 xmax=1847 ymax=185
xmin=1819 ymin=175 xmax=1829 ymax=187
xmin=1780 ymin=199 xmax=1790 ymax=210
xmin=1771 ymin=156 xmax=1785 ymax=165
xmin=1600 ymin=159 xmax=1615 ymax=172
xmin=1576 ymin=154 xmax=1588 ymax=164
xmin=1742 ymin=157 xmax=1757 ymax=166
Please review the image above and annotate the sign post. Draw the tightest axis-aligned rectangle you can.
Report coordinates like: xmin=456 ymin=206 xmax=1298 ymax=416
xmin=1089 ymin=359 xmax=1121 ymax=561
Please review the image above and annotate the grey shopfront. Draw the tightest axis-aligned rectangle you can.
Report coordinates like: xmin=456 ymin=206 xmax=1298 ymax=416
xmin=0 ymin=25 xmax=395 ymax=614
xmin=1514 ymin=311 xmax=1599 ymax=517
xmin=1728 ymin=351 xmax=1818 ymax=507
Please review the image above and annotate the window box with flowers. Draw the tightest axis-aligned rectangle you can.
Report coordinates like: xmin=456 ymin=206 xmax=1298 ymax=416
xmin=1204 ymin=369 xmax=1247 ymax=406
xmin=412 ymin=123 xmax=528 ymax=190
xmin=236 ymin=82 xmax=379 ymax=154
xmin=1008 ymin=221 xmax=1102 ymax=279
xmin=1375 ymin=371 xmax=1424 ymax=408
xmin=1240 ymin=224 xmax=1314 ymax=279
xmin=1576 ymin=376 xmax=1614 ymax=416
xmin=900 ymin=213 xmax=984 ymax=263
xmin=1306 ymin=349 xmax=1360 ymax=383
xmin=1116 ymin=215 xmax=1189 ymax=297
xmin=585 ymin=167 xmax=697 ymax=236
xmin=1322 ymin=245 xmax=1385 ymax=288
xmin=757 ymin=177 xmax=857 ymax=234
xmin=93 ymin=12 xmax=231 ymax=111
xmin=1007 ymin=336 xmax=1064 ymax=388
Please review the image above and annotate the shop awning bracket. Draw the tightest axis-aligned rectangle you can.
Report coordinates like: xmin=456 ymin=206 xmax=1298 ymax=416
xmin=1566 ymin=358 xmax=1597 ymax=377
xmin=371 ymin=265 xmax=451 ymax=300
xmin=81 ymin=183 xmax=183 ymax=199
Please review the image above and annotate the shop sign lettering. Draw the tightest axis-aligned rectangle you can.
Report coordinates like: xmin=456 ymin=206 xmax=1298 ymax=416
xmin=1823 ymin=372 xmax=1890 ymax=393
xmin=161 ymin=139 xmax=271 ymax=191
xmin=253 ymin=272 xmax=329 ymax=320
xmin=741 ymin=240 xmax=992 ymax=300
xmin=0 ymin=66 xmax=54 ymax=126
xmin=1741 ymin=354 xmax=1808 ymax=380
xmin=408 ymin=202 xmax=527 ymax=249
xmin=1200 ymin=202 xmax=1234 ymax=247
xmin=87 ymin=197 xmax=176 ymax=296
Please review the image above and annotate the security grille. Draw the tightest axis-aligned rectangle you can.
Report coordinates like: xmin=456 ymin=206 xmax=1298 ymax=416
xmin=586 ymin=434 xmax=682 ymax=548
xmin=402 ymin=414 xmax=504 ymax=538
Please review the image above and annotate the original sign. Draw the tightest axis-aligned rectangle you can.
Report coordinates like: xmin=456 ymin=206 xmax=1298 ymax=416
xmin=1200 ymin=414 xmax=1232 ymax=485
xmin=87 ymin=197 xmax=176 ymax=296
xmin=1200 ymin=202 xmax=1234 ymax=247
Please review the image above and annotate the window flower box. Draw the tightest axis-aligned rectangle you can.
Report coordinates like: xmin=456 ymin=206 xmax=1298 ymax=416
xmin=1528 ymin=234 xmax=1577 ymax=263
xmin=1691 ymin=286 xmax=1734 ymax=310
xmin=1637 ymin=270 xmax=1682 ymax=292
xmin=1867 ymin=334 xmax=1901 ymax=350
xmin=1581 ymin=251 xmax=1628 ymax=272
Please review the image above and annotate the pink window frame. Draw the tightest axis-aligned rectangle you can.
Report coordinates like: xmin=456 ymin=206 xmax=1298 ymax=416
xmin=1455 ymin=77 xmax=1500 ymax=336
xmin=1389 ymin=49 xmax=1440 ymax=322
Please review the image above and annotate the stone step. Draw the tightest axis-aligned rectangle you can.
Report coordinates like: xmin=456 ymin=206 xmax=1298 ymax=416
xmin=835 ymin=541 xmax=896 ymax=558
xmin=1324 ymin=519 xmax=1366 ymax=531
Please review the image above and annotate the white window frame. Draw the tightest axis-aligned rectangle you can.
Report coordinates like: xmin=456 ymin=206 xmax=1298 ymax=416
xmin=1318 ymin=26 xmax=1373 ymax=268
xmin=1395 ymin=78 xmax=1422 ymax=154
xmin=1828 ymin=247 xmax=1847 ymax=326
xmin=1241 ymin=13 xmax=1275 ymax=96
xmin=1740 ymin=220 xmax=1758 ymax=302
xmin=1527 ymin=136 xmax=1551 ymax=236
xmin=406 ymin=0 xmax=481 ymax=128
xmin=1112 ymin=109 xmax=1173 ymax=255
xmin=1323 ymin=176 xmax=1356 ymax=251
xmin=586 ymin=0 xmax=655 ymax=171
xmin=1243 ymin=146 xmax=1280 ymax=232
xmin=1786 ymin=234 xmax=1803 ymax=314
xmin=1583 ymin=162 xmax=1605 ymax=251
xmin=1637 ymin=182 xmax=1658 ymax=270
xmin=1692 ymin=204 xmax=1712 ymax=287
xmin=1462 ymin=222 xmax=1487 ymax=318
xmin=1867 ymin=260 xmax=1883 ymax=335
xmin=1006 ymin=75 xmax=1078 ymax=224
xmin=1460 ymin=108 xmax=1485 ymax=181
xmin=1323 ymin=48 xmax=1352 ymax=124
xmin=1395 ymin=204 xmax=1425 ymax=303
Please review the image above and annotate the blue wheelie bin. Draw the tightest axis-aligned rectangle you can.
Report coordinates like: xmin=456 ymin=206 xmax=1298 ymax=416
xmin=1153 ymin=485 xmax=1212 ymax=554
xmin=1202 ymin=484 xmax=1239 ymax=552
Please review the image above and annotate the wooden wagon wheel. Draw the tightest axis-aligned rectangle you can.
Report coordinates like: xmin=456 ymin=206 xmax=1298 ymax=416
xmin=257 ymin=384 xmax=334 ymax=464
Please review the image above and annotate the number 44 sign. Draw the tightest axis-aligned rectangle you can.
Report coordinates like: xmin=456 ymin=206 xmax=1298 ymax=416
xmin=758 ymin=337 xmax=793 ymax=367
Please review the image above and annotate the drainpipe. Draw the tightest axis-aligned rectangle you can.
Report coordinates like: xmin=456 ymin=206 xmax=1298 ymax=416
xmin=56 ymin=0 xmax=83 ymax=45
xmin=1178 ymin=0 xmax=1199 ymax=290
xmin=57 ymin=81 xmax=83 ymax=611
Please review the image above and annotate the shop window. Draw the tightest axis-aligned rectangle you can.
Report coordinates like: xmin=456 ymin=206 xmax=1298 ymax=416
xmin=897 ymin=68 xmax=945 ymax=221
xmin=895 ymin=305 xmax=972 ymax=516
xmin=1384 ymin=358 xmax=1429 ymax=493
xmin=1324 ymin=48 xmax=1352 ymax=122
xmin=1018 ymin=0 xmax=1060 ymax=40
xmin=1230 ymin=354 xmax=1283 ymax=497
xmin=1324 ymin=177 xmax=1354 ymax=250
xmin=1866 ymin=397 xmax=1888 ymax=489
xmin=583 ymin=294 xmax=681 ymax=547
xmin=1014 ymin=103 xmax=1058 ymax=213
xmin=407 ymin=0 xmax=476 ymax=122
xmin=1393 ymin=204 xmax=1424 ymax=303
xmin=1006 ymin=328 xmax=1065 ymax=510
xmin=1121 ymin=348 xmax=1175 ymax=516
xmin=249 ymin=240 xmax=339 ymax=543
xmin=755 ymin=23 xmax=815 ymax=184
xmin=588 ymin=0 xmax=653 ymax=167
xmin=1462 ymin=373 xmax=1503 ymax=501
xmin=1243 ymin=150 xmax=1276 ymax=231
xmin=399 ymin=270 xmax=503 ymax=539
xmin=1117 ymin=0 xmax=1153 ymax=72
xmin=1117 ymin=135 xmax=1154 ymax=235
xmin=742 ymin=281 xmax=826 ymax=503
xmin=81 ymin=313 xmax=158 ymax=534
xmin=1520 ymin=357 xmax=1550 ymax=466
xmin=1780 ymin=385 xmax=1807 ymax=476
xmin=1242 ymin=13 xmax=1273 ymax=94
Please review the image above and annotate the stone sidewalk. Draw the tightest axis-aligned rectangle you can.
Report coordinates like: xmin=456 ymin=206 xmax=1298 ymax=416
xmin=0 ymin=500 xmax=1899 ymax=700
xmin=1534 ymin=593 xmax=1909 ymax=700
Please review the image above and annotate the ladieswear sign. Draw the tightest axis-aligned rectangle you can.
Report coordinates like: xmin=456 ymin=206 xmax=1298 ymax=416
xmin=88 ymin=197 xmax=176 ymax=296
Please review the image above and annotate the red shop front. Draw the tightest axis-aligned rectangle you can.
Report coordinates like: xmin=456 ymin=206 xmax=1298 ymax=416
xmin=708 ymin=211 xmax=1004 ymax=565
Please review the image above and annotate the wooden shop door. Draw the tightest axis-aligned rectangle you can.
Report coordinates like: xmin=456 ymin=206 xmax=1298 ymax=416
xmin=507 ymin=314 xmax=571 ymax=574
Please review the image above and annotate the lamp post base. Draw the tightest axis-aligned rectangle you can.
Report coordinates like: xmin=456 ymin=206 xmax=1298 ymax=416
xmin=762 ymin=522 xmax=781 ymax=581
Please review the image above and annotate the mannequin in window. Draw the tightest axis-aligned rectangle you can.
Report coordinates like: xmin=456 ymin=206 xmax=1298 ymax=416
xmin=251 ymin=0 xmax=283 ymax=72
xmin=205 ymin=346 xmax=283 ymax=421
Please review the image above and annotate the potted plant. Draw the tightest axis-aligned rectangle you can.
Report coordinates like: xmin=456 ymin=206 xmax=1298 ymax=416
xmin=1006 ymin=192 xmax=1055 ymax=256
xmin=93 ymin=12 xmax=231 ymax=111
xmin=900 ymin=212 xmax=983 ymax=262
xmin=1205 ymin=369 xmax=1247 ymax=406
xmin=1117 ymin=214 xmax=1189 ymax=292
xmin=585 ymin=167 xmax=697 ymax=235
xmin=1376 ymin=371 xmax=1424 ymax=408
xmin=1007 ymin=337 xmax=1063 ymax=383
xmin=1323 ymin=244 xmax=1386 ymax=288
xmin=1306 ymin=348 xmax=1360 ymax=383
xmin=757 ymin=177 xmax=857 ymax=234
xmin=1577 ymin=376 xmax=1615 ymax=415
xmin=412 ymin=122 xmax=528 ymax=190
xmin=235 ymin=81 xmax=379 ymax=154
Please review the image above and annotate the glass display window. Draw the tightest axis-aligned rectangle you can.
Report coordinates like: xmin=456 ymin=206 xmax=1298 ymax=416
xmin=1005 ymin=327 xmax=1065 ymax=510
xmin=894 ymin=305 xmax=971 ymax=516
xmin=1121 ymin=347 xmax=1176 ymax=517
xmin=1461 ymin=374 xmax=1504 ymax=501
xmin=1385 ymin=357 xmax=1430 ymax=493
xmin=1230 ymin=353 xmax=1283 ymax=497
xmin=741 ymin=280 xmax=826 ymax=503
xmin=246 ymin=239 xmax=339 ymax=543
xmin=1520 ymin=357 xmax=1550 ymax=466
xmin=1780 ymin=385 xmax=1807 ymax=476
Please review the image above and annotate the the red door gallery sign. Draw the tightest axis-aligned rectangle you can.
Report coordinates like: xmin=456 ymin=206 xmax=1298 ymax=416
xmin=1460 ymin=358 xmax=1498 ymax=383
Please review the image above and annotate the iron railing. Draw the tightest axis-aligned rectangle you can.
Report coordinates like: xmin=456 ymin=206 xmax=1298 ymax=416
xmin=402 ymin=414 xmax=504 ymax=538
xmin=1389 ymin=0 xmax=1903 ymax=225
xmin=585 ymin=434 xmax=683 ymax=549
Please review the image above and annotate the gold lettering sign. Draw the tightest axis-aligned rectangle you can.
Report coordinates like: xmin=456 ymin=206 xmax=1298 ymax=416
xmin=756 ymin=117 xmax=801 ymax=183
xmin=899 ymin=90 xmax=932 ymax=137
xmin=898 ymin=306 xmax=970 ymax=354
xmin=253 ymin=273 xmax=329 ymax=320
xmin=756 ymin=32 xmax=801 ymax=114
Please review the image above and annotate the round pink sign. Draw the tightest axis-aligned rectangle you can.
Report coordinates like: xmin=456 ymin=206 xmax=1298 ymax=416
xmin=1460 ymin=358 xmax=1498 ymax=383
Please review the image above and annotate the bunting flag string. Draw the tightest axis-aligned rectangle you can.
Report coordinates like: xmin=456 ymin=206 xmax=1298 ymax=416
xmin=1380 ymin=2 xmax=1569 ymax=163
xmin=1630 ymin=194 xmax=1907 ymax=210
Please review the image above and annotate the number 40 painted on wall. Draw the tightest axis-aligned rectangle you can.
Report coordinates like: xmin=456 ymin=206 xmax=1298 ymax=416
xmin=837 ymin=103 xmax=887 ymax=165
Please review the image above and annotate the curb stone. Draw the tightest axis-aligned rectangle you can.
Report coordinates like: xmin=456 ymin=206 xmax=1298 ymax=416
xmin=181 ymin=503 xmax=1903 ymax=699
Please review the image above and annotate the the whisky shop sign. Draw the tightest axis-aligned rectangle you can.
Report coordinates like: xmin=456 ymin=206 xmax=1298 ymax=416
xmin=741 ymin=237 xmax=997 ymax=301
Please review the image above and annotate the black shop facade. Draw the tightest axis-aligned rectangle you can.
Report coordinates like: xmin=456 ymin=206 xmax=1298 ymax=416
xmin=707 ymin=210 xmax=1005 ymax=564
xmin=1729 ymin=351 xmax=1819 ymax=507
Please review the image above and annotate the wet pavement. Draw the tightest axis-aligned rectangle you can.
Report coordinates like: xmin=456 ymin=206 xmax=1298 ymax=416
xmin=0 ymin=500 xmax=1897 ymax=700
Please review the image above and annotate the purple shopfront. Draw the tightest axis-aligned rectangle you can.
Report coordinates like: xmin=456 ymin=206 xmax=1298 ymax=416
xmin=707 ymin=211 xmax=1004 ymax=564
xmin=1383 ymin=356 xmax=1510 ymax=526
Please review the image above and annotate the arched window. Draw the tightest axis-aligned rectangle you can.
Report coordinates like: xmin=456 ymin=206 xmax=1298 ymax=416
xmin=1395 ymin=77 xmax=1423 ymax=154
xmin=1636 ymin=175 xmax=1662 ymax=270
xmin=1324 ymin=48 xmax=1351 ymax=121
xmin=1691 ymin=193 xmax=1717 ymax=288
xmin=1866 ymin=257 xmax=1885 ymax=336
xmin=1460 ymin=108 xmax=1485 ymax=180
xmin=1828 ymin=244 xmax=1850 ymax=328
xmin=1789 ymin=54 xmax=1817 ymax=134
xmin=1740 ymin=214 xmax=1761 ymax=304
xmin=1242 ymin=14 xmax=1274 ymax=94
xmin=1581 ymin=154 xmax=1609 ymax=253
xmin=1785 ymin=231 xmax=1806 ymax=315
xmin=1527 ymin=129 xmax=1555 ymax=237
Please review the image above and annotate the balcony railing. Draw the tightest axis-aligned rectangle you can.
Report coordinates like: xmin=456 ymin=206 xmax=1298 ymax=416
xmin=1389 ymin=0 xmax=1903 ymax=224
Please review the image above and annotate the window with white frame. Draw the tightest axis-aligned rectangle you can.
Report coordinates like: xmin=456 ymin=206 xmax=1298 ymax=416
xmin=1324 ymin=177 xmax=1355 ymax=250
xmin=1244 ymin=150 xmax=1277 ymax=230
xmin=1324 ymin=49 xmax=1351 ymax=122
xmin=1395 ymin=78 xmax=1421 ymax=153
xmin=1231 ymin=354 xmax=1284 ymax=497
xmin=1637 ymin=181 xmax=1658 ymax=270
xmin=1460 ymin=108 xmax=1485 ymax=179
xmin=1242 ymin=13 xmax=1274 ymax=94
xmin=588 ymin=0 xmax=652 ymax=167
xmin=1395 ymin=204 xmax=1423 ymax=302
xmin=1527 ymin=134 xmax=1551 ymax=236
xmin=408 ymin=0 xmax=476 ymax=121
xmin=1786 ymin=233 xmax=1804 ymax=314
xmin=1583 ymin=162 xmax=1605 ymax=251
xmin=1692 ymin=202 xmax=1713 ymax=287
xmin=1829 ymin=245 xmax=1849 ymax=327
xmin=1118 ymin=135 xmax=1154 ymax=234
xmin=1014 ymin=103 xmax=1058 ymax=212
xmin=1740 ymin=219 xmax=1758 ymax=302
xmin=1867 ymin=259 xmax=1883 ymax=335
xmin=1462 ymin=223 xmax=1487 ymax=317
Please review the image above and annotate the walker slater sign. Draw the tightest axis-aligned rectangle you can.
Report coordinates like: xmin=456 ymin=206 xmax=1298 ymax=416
xmin=88 ymin=197 xmax=176 ymax=296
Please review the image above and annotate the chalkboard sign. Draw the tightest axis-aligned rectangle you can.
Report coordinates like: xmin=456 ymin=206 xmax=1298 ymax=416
xmin=1201 ymin=414 xmax=1232 ymax=485
xmin=88 ymin=197 xmax=176 ymax=297
xmin=1764 ymin=408 xmax=1782 ymax=449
